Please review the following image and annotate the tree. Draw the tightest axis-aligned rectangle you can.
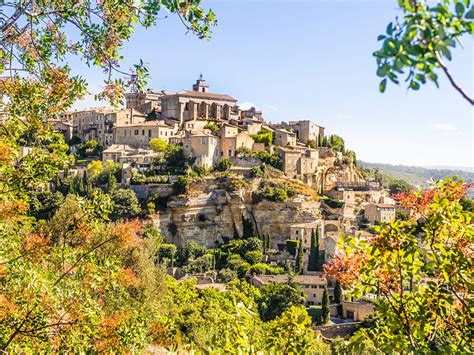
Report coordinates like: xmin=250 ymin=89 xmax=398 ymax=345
xmin=258 ymin=281 xmax=305 ymax=321
xmin=149 ymin=138 xmax=168 ymax=153
xmin=375 ymin=0 xmax=474 ymax=105
xmin=321 ymin=286 xmax=330 ymax=324
xmin=243 ymin=250 xmax=263 ymax=265
xmin=296 ymin=238 xmax=304 ymax=274
xmin=325 ymin=178 xmax=473 ymax=352
xmin=111 ymin=188 xmax=141 ymax=220
xmin=334 ymin=280 xmax=343 ymax=304
xmin=308 ymin=229 xmax=320 ymax=271
xmin=204 ymin=123 xmax=220 ymax=132
xmin=388 ymin=178 xmax=412 ymax=195
xmin=158 ymin=244 xmax=177 ymax=267
xmin=251 ymin=129 xmax=273 ymax=146
xmin=264 ymin=306 xmax=330 ymax=353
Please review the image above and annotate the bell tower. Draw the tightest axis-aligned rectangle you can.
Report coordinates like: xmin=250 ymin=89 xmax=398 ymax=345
xmin=192 ymin=73 xmax=209 ymax=93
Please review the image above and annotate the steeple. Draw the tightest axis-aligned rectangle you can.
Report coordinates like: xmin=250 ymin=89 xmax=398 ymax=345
xmin=192 ymin=74 xmax=209 ymax=93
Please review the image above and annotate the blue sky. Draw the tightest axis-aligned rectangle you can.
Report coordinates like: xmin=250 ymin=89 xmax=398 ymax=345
xmin=73 ymin=0 xmax=473 ymax=168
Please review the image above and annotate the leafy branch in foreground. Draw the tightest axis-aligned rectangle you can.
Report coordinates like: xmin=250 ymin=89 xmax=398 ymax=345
xmin=325 ymin=178 xmax=473 ymax=352
xmin=375 ymin=0 xmax=473 ymax=105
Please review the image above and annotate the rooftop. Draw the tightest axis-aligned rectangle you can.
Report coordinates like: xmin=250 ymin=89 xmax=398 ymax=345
xmin=252 ymin=274 xmax=326 ymax=285
xmin=173 ymin=90 xmax=237 ymax=102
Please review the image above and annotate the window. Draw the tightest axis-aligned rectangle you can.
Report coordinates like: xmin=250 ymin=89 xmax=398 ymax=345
xmin=185 ymin=103 xmax=189 ymax=110
xmin=201 ymin=137 xmax=206 ymax=145
xmin=142 ymin=130 xmax=145 ymax=135
xmin=148 ymin=130 xmax=152 ymax=137
xmin=134 ymin=129 xmax=139 ymax=135
xmin=228 ymin=149 xmax=232 ymax=156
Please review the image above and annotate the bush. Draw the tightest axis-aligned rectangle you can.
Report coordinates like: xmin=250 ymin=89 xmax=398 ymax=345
xmin=324 ymin=197 xmax=344 ymax=209
xmin=173 ymin=176 xmax=189 ymax=195
xmin=243 ymin=250 xmax=263 ymax=265
xmin=286 ymin=240 xmax=299 ymax=256
xmin=158 ymin=244 xmax=177 ymax=266
xmin=217 ymin=158 xmax=233 ymax=172
xmin=111 ymin=188 xmax=141 ymax=220
xmin=204 ymin=123 xmax=220 ymax=132
xmin=250 ymin=166 xmax=264 ymax=178
xmin=251 ymin=129 xmax=273 ymax=146
xmin=227 ymin=254 xmax=250 ymax=278
xmin=248 ymin=263 xmax=283 ymax=275
xmin=252 ymin=181 xmax=296 ymax=203
xmin=227 ymin=179 xmax=250 ymax=192
xmin=250 ymin=151 xmax=282 ymax=170
xmin=193 ymin=165 xmax=209 ymax=177
xmin=217 ymin=268 xmax=238 ymax=283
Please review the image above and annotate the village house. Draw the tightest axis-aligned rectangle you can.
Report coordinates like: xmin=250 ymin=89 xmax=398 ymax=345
xmin=102 ymin=144 xmax=158 ymax=166
xmin=113 ymin=120 xmax=178 ymax=148
xmin=72 ymin=107 xmax=114 ymax=143
xmin=182 ymin=130 xmax=220 ymax=169
xmin=277 ymin=146 xmax=319 ymax=178
xmin=364 ymin=203 xmax=396 ymax=224
xmin=273 ymin=127 xmax=297 ymax=147
xmin=48 ymin=119 xmax=74 ymax=142
xmin=250 ymin=274 xmax=329 ymax=306
xmin=125 ymin=89 xmax=164 ymax=115
xmin=287 ymin=120 xmax=325 ymax=145
xmin=218 ymin=123 xmax=255 ymax=158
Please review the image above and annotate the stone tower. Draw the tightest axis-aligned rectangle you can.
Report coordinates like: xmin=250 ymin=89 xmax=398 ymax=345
xmin=192 ymin=73 xmax=209 ymax=93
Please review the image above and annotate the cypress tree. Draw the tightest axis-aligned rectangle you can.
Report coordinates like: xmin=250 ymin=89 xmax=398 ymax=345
xmin=314 ymin=228 xmax=321 ymax=271
xmin=334 ymin=280 xmax=342 ymax=304
xmin=322 ymin=285 xmax=330 ymax=324
xmin=296 ymin=239 xmax=304 ymax=274
xmin=308 ymin=229 xmax=317 ymax=271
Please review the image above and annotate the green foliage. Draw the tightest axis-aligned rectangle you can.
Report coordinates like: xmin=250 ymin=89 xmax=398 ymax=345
xmin=296 ymin=239 xmax=304 ymax=274
xmin=321 ymin=286 xmax=330 ymax=324
xmin=182 ymin=253 xmax=215 ymax=273
xmin=111 ymin=188 xmax=141 ymax=220
xmin=327 ymin=134 xmax=345 ymax=152
xmin=251 ymin=129 xmax=273 ymax=146
xmin=388 ymin=178 xmax=412 ymax=195
xmin=250 ymin=150 xmax=283 ymax=170
xmin=76 ymin=140 xmax=104 ymax=158
xmin=306 ymin=139 xmax=317 ymax=149
xmin=252 ymin=180 xmax=296 ymax=203
xmin=258 ymin=281 xmax=305 ymax=321
xmin=158 ymin=244 xmax=177 ymax=267
xmin=172 ymin=176 xmax=189 ymax=195
xmin=248 ymin=263 xmax=284 ymax=275
xmin=149 ymin=137 xmax=168 ymax=153
xmin=324 ymin=196 xmax=345 ymax=209
xmin=243 ymin=250 xmax=263 ymax=265
xmin=334 ymin=280 xmax=343 ymax=304
xmin=242 ymin=216 xmax=255 ymax=239
xmin=217 ymin=268 xmax=238 ymax=282
xmin=286 ymin=240 xmax=299 ymax=256
xmin=308 ymin=228 xmax=320 ymax=272
xmin=204 ymin=122 xmax=220 ymax=132
xmin=250 ymin=166 xmax=264 ymax=178
xmin=374 ymin=0 xmax=474 ymax=104
xmin=227 ymin=254 xmax=251 ymax=278
xmin=326 ymin=178 xmax=473 ymax=352
xmin=193 ymin=165 xmax=210 ymax=177
xmin=217 ymin=158 xmax=233 ymax=172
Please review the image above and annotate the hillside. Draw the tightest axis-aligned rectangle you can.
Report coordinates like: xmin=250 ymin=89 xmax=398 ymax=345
xmin=358 ymin=161 xmax=474 ymax=187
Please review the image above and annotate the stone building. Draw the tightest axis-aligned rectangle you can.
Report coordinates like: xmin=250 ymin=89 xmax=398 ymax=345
xmin=289 ymin=221 xmax=325 ymax=249
xmin=364 ymin=203 xmax=396 ymax=224
xmin=273 ymin=128 xmax=297 ymax=147
xmin=160 ymin=76 xmax=238 ymax=125
xmin=71 ymin=107 xmax=114 ymax=142
xmin=125 ymin=89 xmax=164 ymax=114
xmin=277 ymin=146 xmax=319 ymax=178
xmin=287 ymin=120 xmax=325 ymax=145
xmin=182 ymin=130 xmax=220 ymax=169
xmin=341 ymin=300 xmax=374 ymax=321
xmin=102 ymin=144 xmax=158 ymax=165
xmin=48 ymin=119 xmax=74 ymax=142
xmin=113 ymin=120 xmax=178 ymax=148
xmin=218 ymin=123 xmax=254 ymax=158
xmin=250 ymin=274 xmax=328 ymax=306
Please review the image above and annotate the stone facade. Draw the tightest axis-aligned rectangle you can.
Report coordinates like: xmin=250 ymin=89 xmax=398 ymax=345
xmin=364 ymin=203 xmax=396 ymax=224
xmin=273 ymin=128 xmax=297 ymax=147
xmin=288 ymin=120 xmax=325 ymax=145
xmin=113 ymin=120 xmax=177 ymax=148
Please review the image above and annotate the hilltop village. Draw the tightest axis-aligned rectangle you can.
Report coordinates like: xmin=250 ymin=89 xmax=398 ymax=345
xmin=49 ymin=76 xmax=400 ymax=325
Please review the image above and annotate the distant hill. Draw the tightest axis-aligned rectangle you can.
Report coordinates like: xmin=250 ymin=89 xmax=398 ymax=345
xmin=358 ymin=161 xmax=474 ymax=187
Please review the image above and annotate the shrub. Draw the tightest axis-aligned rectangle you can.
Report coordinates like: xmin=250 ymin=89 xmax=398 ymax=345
xmin=243 ymin=250 xmax=263 ymax=265
xmin=252 ymin=181 xmax=296 ymax=203
xmin=227 ymin=254 xmax=250 ymax=278
xmin=149 ymin=137 xmax=168 ymax=153
xmin=158 ymin=244 xmax=177 ymax=266
xmin=227 ymin=179 xmax=250 ymax=191
xmin=217 ymin=158 xmax=233 ymax=172
xmin=204 ymin=122 xmax=220 ymax=132
xmin=111 ymin=188 xmax=141 ymax=220
xmin=250 ymin=151 xmax=282 ymax=170
xmin=217 ymin=268 xmax=238 ymax=283
xmin=250 ymin=166 xmax=264 ymax=178
xmin=193 ymin=165 xmax=209 ymax=177
xmin=251 ymin=129 xmax=273 ymax=146
xmin=173 ymin=176 xmax=189 ymax=195
xmin=324 ymin=197 xmax=344 ymax=209
xmin=248 ymin=263 xmax=284 ymax=275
